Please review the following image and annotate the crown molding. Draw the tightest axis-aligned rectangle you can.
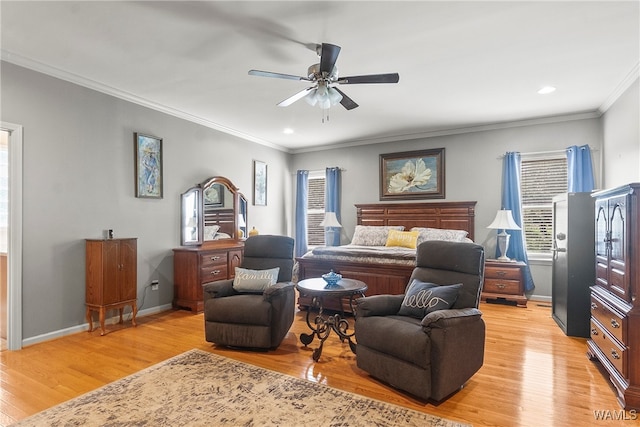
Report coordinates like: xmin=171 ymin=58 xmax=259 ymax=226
xmin=0 ymin=50 xmax=291 ymax=153
xmin=291 ymin=111 xmax=602 ymax=154
xmin=599 ymin=61 xmax=640 ymax=113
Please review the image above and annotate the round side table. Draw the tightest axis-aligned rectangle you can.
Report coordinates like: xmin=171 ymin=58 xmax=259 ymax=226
xmin=295 ymin=277 xmax=367 ymax=361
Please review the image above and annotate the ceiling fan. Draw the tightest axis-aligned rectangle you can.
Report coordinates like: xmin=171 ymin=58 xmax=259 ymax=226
xmin=248 ymin=43 xmax=399 ymax=110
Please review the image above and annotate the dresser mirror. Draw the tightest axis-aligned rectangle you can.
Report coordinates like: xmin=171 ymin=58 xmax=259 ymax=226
xmin=180 ymin=176 xmax=247 ymax=246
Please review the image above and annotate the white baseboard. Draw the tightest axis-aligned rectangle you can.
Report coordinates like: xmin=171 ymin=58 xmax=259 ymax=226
xmin=21 ymin=304 xmax=174 ymax=348
xmin=528 ymin=295 xmax=552 ymax=304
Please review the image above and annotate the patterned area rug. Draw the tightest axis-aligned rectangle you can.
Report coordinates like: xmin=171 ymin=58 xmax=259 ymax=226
xmin=13 ymin=349 xmax=469 ymax=426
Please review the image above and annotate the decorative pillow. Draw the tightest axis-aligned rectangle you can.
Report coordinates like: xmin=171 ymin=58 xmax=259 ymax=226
xmin=204 ymin=225 xmax=220 ymax=240
xmin=232 ymin=267 xmax=280 ymax=293
xmin=411 ymin=227 xmax=469 ymax=245
xmin=398 ymin=280 xmax=463 ymax=319
xmin=351 ymin=225 xmax=404 ymax=246
xmin=385 ymin=229 xmax=419 ymax=249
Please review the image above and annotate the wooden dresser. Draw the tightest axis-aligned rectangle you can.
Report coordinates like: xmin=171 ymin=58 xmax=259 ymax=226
xmin=481 ymin=260 xmax=527 ymax=307
xmin=173 ymin=240 xmax=244 ymax=313
xmin=85 ymin=238 xmax=137 ymax=335
xmin=587 ymin=183 xmax=640 ymax=410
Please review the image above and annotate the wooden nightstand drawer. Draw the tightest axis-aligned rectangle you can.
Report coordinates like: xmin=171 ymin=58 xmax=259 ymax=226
xmin=591 ymin=294 xmax=625 ymax=344
xmin=485 ymin=266 xmax=522 ymax=281
xmin=484 ymin=279 xmax=520 ymax=295
xmin=590 ymin=318 xmax=626 ymax=375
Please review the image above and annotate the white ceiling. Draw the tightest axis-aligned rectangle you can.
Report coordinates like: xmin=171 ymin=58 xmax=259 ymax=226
xmin=1 ymin=1 xmax=639 ymax=152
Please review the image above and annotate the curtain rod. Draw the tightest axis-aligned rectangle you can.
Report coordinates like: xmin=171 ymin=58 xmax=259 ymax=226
xmin=292 ymin=167 xmax=346 ymax=175
xmin=497 ymin=145 xmax=598 ymax=159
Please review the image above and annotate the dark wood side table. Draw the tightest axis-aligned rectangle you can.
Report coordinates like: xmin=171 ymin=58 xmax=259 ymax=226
xmin=296 ymin=278 xmax=368 ymax=361
xmin=481 ymin=260 xmax=527 ymax=307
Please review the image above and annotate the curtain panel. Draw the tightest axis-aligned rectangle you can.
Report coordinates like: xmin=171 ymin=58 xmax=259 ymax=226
xmin=501 ymin=152 xmax=535 ymax=292
xmin=295 ymin=170 xmax=309 ymax=258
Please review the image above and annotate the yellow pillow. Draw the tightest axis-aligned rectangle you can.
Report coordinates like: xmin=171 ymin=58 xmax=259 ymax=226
xmin=385 ymin=229 xmax=419 ymax=249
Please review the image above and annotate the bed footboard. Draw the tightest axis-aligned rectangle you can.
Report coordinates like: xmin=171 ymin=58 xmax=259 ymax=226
xmin=296 ymin=257 xmax=413 ymax=313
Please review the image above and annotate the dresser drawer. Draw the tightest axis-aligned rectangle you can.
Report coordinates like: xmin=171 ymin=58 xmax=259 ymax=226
xmin=485 ymin=265 xmax=522 ymax=280
xmin=484 ymin=279 xmax=521 ymax=295
xmin=591 ymin=294 xmax=625 ymax=344
xmin=200 ymin=265 xmax=229 ymax=284
xmin=590 ymin=318 xmax=626 ymax=375
xmin=200 ymin=251 xmax=228 ymax=268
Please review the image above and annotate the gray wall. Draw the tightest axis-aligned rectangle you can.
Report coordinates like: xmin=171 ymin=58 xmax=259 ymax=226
xmin=602 ymin=78 xmax=640 ymax=187
xmin=291 ymin=117 xmax=604 ymax=301
xmin=1 ymin=62 xmax=291 ymax=340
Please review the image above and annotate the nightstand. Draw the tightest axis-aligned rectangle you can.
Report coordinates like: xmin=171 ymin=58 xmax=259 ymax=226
xmin=481 ymin=260 xmax=527 ymax=307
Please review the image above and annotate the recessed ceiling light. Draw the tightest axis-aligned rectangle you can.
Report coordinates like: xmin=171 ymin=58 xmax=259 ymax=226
xmin=283 ymin=128 xmax=294 ymax=134
xmin=537 ymin=86 xmax=556 ymax=95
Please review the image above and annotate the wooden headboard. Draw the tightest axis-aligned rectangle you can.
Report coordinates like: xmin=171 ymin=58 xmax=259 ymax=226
xmin=355 ymin=201 xmax=477 ymax=241
xmin=204 ymin=208 xmax=235 ymax=236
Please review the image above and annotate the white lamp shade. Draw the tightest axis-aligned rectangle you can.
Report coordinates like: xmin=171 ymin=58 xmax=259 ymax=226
xmin=487 ymin=209 xmax=521 ymax=231
xmin=319 ymin=212 xmax=342 ymax=228
xmin=237 ymin=214 xmax=246 ymax=227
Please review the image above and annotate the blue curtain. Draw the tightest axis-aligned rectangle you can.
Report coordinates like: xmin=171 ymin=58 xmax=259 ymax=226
xmin=325 ymin=167 xmax=342 ymax=246
xmin=295 ymin=170 xmax=309 ymax=258
xmin=501 ymin=152 xmax=535 ymax=292
xmin=567 ymin=145 xmax=595 ymax=192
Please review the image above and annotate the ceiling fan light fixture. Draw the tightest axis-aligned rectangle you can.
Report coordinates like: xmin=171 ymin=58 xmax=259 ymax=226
xmin=305 ymin=85 xmax=342 ymax=109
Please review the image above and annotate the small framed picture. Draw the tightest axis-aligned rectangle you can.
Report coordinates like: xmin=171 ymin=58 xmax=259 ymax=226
xmin=379 ymin=148 xmax=445 ymax=200
xmin=253 ymin=160 xmax=267 ymax=206
xmin=134 ymin=132 xmax=163 ymax=199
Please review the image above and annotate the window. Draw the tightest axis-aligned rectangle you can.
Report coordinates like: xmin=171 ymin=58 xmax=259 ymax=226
xmin=520 ymin=155 xmax=567 ymax=256
xmin=306 ymin=171 xmax=325 ymax=246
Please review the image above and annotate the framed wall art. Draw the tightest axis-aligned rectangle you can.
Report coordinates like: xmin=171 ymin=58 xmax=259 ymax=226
xmin=134 ymin=132 xmax=163 ymax=199
xmin=203 ymin=183 xmax=224 ymax=208
xmin=379 ymin=148 xmax=445 ymax=200
xmin=253 ymin=160 xmax=267 ymax=206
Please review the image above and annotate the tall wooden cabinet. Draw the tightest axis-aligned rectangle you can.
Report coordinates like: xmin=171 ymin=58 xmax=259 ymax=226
xmin=85 ymin=238 xmax=138 ymax=336
xmin=587 ymin=183 xmax=640 ymax=410
xmin=173 ymin=240 xmax=244 ymax=313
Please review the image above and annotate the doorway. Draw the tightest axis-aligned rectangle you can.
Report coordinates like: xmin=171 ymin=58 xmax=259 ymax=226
xmin=1 ymin=122 xmax=23 ymax=351
xmin=0 ymin=130 xmax=6 ymax=350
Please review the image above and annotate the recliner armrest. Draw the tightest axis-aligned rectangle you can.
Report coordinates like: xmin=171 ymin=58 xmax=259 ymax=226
xmin=420 ymin=307 xmax=483 ymax=329
xmin=203 ymin=279 xmax=235 ymax=301
xmin=263 ymin=281 xmax=294 ymax=300
xmin=355 ymin=294 xmax=405 ymax=318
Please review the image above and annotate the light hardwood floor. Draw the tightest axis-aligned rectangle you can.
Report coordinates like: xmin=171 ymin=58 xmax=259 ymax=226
xmin=0 ymin=301 xmax=636 ymax=427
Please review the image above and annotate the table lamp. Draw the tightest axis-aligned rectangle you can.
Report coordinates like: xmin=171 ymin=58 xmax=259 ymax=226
xmin=487 ymin=209 xmax=521 ymax=262
xmin=319 ymin=212 xmax=342 ymax=246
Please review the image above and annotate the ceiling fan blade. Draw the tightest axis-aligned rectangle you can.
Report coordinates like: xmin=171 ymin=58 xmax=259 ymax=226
xmin=277 ymin=87 xmax=315 ymax=107
xmin=248 ymin=69 xmax=310 ymax=81
xmin=337 ymin=73 xmax=400 ymax=84
xmin=333 ymin=88 xmax=359 ymax=110
xmin=319 ymin=43 xmax=341 ymax=75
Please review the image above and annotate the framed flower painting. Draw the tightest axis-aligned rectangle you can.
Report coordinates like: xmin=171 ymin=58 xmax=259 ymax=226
xmin=379 ymin=148 xmax=445 ymax=200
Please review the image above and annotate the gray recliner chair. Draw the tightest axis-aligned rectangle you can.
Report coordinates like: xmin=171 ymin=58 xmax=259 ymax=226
xmin=203 ymin=235 xmax=295 ymax=350
xmin=355 ymin=240 xmax=485 ymax=401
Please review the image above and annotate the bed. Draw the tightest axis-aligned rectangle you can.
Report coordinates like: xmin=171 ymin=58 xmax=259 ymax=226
xmin=296 ymin=201 xmax=477 ymax=312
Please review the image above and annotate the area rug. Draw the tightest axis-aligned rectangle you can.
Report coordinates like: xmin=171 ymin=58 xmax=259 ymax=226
xmin=13 ymin=349 xmax=469 ymax=427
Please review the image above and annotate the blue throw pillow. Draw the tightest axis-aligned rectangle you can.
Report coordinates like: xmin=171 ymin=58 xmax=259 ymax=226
xmin=398 ymin=280 xmax=463 ymax=319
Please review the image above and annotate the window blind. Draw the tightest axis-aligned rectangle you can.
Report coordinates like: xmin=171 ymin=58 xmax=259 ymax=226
xmin=521 ymin=157 xmax=567 ymax=253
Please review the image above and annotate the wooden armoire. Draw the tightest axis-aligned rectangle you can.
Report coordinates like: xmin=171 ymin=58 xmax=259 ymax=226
xmin=587 ymin=183 xmax=640 ymax=410
xmin=85 ymin=238 xmax=138 ymax=335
